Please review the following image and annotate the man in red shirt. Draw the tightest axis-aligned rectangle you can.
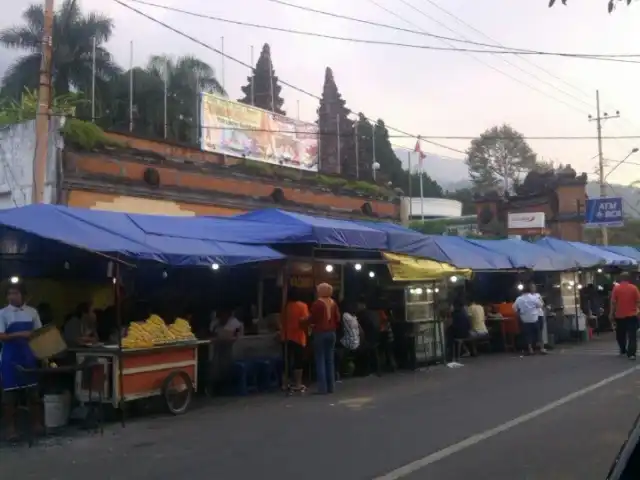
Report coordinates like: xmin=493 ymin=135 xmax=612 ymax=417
xmin=610 ymin=272 xmax=640 ymax=360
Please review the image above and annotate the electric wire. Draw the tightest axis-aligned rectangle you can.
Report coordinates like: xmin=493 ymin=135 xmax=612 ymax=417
xmin=122 ymin=0 xmax=640 ymax=64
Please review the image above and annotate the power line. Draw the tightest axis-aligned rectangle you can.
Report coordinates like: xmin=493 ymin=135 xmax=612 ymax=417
xmin=365 ymin=0 xmax=593 ymax=116
xmin=415 ymin=0 xmax=640 ymax=167
xmin=264 ymin=0 xmax=640 ymax=59
xmin=415 ymin=0 xmax=596 ymax=111
xmin=122 ymin=0 xmax=640 ymax=64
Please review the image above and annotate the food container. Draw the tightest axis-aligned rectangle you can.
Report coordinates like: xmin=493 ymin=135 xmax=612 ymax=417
xmin=28 ymin=324 xmax=67 ymax=359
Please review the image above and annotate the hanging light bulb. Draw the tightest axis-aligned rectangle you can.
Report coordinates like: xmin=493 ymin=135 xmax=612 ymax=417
xmin=434 ymin=288 xmax=440 ymax=293
xmin=9 ymin=276 xmax=19 ymax=284
xmin=212 ymin=263 xmax=220 ymax=271
xmin=517 ymin=283 xmax=524 ymax=291
xmin=325 ymin=264 xmax=334 ymax=273
xmin=368 ymin=271 xmax=375 ymax=278
xmin=450 ymin=276 xmax=458 ymax=283
xmin=354 ymin=263 xmax=362 ymax=271
xmin=597 ymin=268 xmax=603 ymax=274
xmin=162 ymin=271 xmax=168 ymax=279
xmin=415 ymin=288 xmax=423 ymax=295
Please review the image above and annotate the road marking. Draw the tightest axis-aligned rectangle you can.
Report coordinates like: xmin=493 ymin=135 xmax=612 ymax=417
xmin=374 ymin=365 xmax=640 ymax=480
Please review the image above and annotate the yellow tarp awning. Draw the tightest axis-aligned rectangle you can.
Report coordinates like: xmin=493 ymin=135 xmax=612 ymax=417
xmin=383 ymin=252 xmax=472 ymax=282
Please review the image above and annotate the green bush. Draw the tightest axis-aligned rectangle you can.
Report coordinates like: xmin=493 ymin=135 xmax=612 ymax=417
xmin=61 ymin=119 xmax=123 ymax=150
xmin=316 ymin=175 xmax=347 ymax=188
xmin=242 ymin=160 xmax=273 ymax=176
xmin=350 ymin=180 xmax=381 ymax=196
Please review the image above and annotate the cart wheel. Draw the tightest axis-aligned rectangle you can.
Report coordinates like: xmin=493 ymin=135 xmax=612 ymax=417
xmin=162 ymin=371 xmax=193 ymax=415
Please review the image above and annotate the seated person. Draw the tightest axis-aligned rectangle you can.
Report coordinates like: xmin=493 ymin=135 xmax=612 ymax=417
xmin=446 ymin=299 xmax=472 ymax=362
xmin=466 ymin=299 xmax=489 ymax=337
xmin=63 ymin=302 xmax=99 ymax=346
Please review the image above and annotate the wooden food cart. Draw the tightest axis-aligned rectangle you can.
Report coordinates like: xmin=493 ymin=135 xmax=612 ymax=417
xmin=74 ymin=340 xmax=209 ymax=414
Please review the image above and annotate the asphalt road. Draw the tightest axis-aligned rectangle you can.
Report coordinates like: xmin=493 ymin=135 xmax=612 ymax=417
xmin=1 ymin=336 xmax=639 ymax=480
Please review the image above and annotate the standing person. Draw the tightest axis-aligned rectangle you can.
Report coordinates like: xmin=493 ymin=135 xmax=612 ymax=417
xmin=0 ymin=283 xmax=43 ymax=440
xmin=357 ymin=302 xmax=382 ymax=376
xmin=514 ymin=284 xmax=547 ymax=355
xmin=610 ymin=272 xmax=640 ymax=360
xmin=281 ymin=290 xmax=310 ymax=392
xmin=309 ymin=283 xmax=340 ymax=394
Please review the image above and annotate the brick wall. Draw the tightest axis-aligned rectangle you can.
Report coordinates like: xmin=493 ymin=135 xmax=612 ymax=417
xmin=63 ymin=149 xmax=399 ymax=219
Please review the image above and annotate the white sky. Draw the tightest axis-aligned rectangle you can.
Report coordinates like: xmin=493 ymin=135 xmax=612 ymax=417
xmin=2 ymin=0 xmax=640 ymax=185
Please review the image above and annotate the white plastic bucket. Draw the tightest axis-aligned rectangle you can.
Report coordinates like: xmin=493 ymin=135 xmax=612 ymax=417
xmin=44 ymin=393 xmax=69 ymax=429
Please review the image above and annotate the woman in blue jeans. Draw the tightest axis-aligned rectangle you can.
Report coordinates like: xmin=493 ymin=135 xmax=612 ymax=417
xmin=309 ymin=283 xmax=341 ymax=394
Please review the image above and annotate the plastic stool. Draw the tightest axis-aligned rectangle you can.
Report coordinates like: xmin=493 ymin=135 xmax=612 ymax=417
xmin=255 ymin=358 xmax=279 ymax=391
xmin=232 ymin=360 xmax=258 ymax=396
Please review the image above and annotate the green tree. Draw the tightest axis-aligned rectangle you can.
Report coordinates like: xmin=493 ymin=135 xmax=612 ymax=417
xmin=103 ymin=55 xmax=224 ymax=144
xmin=238 ymin=43 xmax=285 ymax=115
xmin=0 ymin=0 xmax=120 ymax=99
xmin=549 ymin=0 xmax=632 ymax=13
xmin=0 ymin=88 xmax=86 ymax=126
xmin=445 ymin=187 xmax=476 ymax=215
xmin=465 ymin=124 xmax=537 ymax=194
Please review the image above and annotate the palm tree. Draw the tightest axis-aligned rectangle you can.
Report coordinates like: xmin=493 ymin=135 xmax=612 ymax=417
xmin=106 ymin=54 xmax=225 ymax=143
xmin=0 ymin=0 xmax=120 ymax=100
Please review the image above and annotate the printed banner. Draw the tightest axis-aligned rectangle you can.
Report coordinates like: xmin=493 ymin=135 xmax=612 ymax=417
xmin=200 ymin=93 xmax=319 ymax=172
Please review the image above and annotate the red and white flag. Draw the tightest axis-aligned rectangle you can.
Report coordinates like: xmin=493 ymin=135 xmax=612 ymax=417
xmin=414 ymin=136 xmax=426 ymax=171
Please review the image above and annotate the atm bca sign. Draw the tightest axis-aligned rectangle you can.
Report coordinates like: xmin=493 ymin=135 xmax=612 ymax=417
xmin=507 ymin=212 xmax=546 ymax=232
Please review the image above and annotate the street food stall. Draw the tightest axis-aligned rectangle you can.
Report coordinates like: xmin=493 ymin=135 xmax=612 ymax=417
xmin=383 ymin=252 xmax=471 ymax=366
xmin=74 ymin=315 xmax=208 ymax=414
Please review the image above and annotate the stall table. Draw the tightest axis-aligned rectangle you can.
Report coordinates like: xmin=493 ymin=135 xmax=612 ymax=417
xmin=72 ymin=340 xmax=209 ymax=414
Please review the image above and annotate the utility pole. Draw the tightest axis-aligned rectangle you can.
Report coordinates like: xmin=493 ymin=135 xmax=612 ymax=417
xmin=588 ymin=90 xmax=620 ymax=246
xmin=33 ymin=0 xmax=54 ymax=204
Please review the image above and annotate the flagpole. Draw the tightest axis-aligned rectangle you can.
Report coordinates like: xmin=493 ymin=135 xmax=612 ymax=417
xmin=336 ymin=114 xmax=341 ymax=175
xmin=269 ymin=54 xmax=275 ymax=112
xmin=420 ymin=169 xmax=425 ymax=221
xmin=221 ymin=36 xmax=226 ymax=93
xmin=407 ymin=151 xmax=412 ymax=220
xmin=128 ymin=41 xmax=133 ymax=132
xmin=163 ymin=58 xmax=168 ymax=139
xmin=354 ymin=120 xmax=359 ymax=180
xmin=250 ymin=45 xmax=255 ymax=106
xmin=372 ymin=123 xmax=377 ymax=181
xmin=195 ymin=71 xmax=200 ymax=145
xmin=91 ymin=36 xmax=96 ymax=122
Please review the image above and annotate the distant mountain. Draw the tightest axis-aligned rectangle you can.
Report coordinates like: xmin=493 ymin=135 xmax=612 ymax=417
xmin=395 ymin=149 xmax=468 ymax=190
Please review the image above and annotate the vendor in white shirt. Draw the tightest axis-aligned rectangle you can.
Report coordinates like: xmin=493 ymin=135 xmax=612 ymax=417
xmin=0 ymin=283 xmax=43 ymax=440
xmin=514 ymin=283 xmax=547 ymax=355
xmin=209 ymin=309 xmax=244 ymax=340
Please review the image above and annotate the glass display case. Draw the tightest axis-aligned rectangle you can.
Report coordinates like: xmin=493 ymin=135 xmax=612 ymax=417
xmin=404 ymin=283 xmax=445 ymax=364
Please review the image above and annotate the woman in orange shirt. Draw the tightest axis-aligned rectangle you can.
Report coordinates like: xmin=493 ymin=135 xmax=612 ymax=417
xmin=281 ymin=289 xmax=310 ymax=392
xmin=309 ymin=283 xmax=340 ymax=394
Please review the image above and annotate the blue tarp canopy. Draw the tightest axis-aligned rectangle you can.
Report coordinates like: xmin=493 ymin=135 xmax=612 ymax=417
xmin=394 ymin=235 xmax=514 ymax=270
xmin=466 ymin=238 xmax=580 ymax=271
xmin=568 ymin=241 xmax=637 ymax=267
xmin=352 ymin=220 xmax=426 ymax=252
xmin=534 ymin=238 xmax=607 ymax=268
xmin=234 ymin=209 xmax=388 ymax=250
xmin=0 ymin=205 xmax=284 ymax=266
xmin=601 ymin=245 xmax=640 ymax=263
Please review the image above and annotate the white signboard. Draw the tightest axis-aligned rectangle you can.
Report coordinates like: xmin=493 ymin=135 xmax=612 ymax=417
xmin=508 ymin=212 xmax=545 ymax=230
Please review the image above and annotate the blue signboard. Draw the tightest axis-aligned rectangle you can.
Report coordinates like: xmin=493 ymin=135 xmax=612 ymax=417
xmin=585 ymin=197 xmax=624 ymax=228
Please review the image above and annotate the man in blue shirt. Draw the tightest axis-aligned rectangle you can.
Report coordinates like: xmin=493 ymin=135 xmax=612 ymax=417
xmin=0 ymin=283 xmax=42 ymax=440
